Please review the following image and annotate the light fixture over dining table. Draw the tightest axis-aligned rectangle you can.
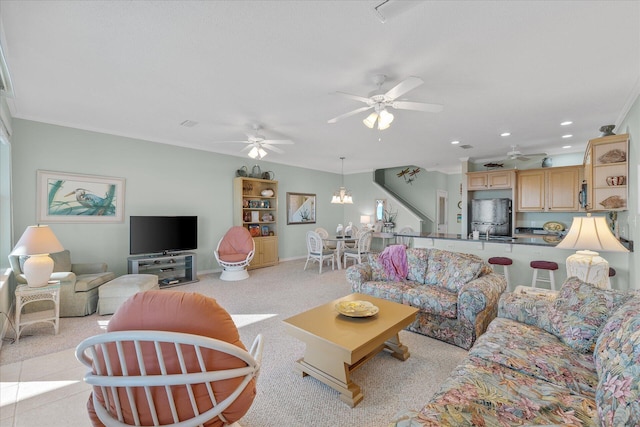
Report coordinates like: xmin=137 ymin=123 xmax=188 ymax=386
xmin=331 ymin=157 xmax=353 ymax=204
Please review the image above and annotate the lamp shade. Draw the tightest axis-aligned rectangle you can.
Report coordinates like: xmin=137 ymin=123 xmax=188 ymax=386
xmin=360 ymin=215 xmax=371 ymax=224
xmin=556 ymin=214 xmax=627 ymax=289
xmin=11 ymin=225 xmax=64 ymax=256
xmin=11 ymin=225 xmax=64 ymax=288
xmin=555 ymin=215 xmax=628 ymax=253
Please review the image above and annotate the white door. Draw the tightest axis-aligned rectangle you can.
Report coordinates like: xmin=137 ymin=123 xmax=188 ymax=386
xmin=436 ymin=190 xmax=448 ymax=233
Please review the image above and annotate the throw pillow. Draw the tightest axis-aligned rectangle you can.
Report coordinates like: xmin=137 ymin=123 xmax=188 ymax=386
xmin=424 ymin=249 xmax=484 ymax=293
xmin=549 ymin=277 xmax=631 ymax=353
xmin=405 ymin=248 xmax=429 ymax=283
xmin=368 ymin=253 xmax=393 ymax=281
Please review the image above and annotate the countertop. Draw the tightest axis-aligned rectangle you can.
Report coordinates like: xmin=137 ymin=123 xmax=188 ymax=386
xmin=400 ymin=232 xmax=560 ymax=247
xmin=400 ymin=232 xmax=633 ymax=251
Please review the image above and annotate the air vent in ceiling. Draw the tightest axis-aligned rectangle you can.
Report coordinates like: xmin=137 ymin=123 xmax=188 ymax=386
xmin=459 ymin=144 xmax=473 ymax=149
xmin=180 ymin=120 xmax=198 ymax=127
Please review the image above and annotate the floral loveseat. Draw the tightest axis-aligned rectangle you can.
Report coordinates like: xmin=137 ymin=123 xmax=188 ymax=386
xmin=391 ymin=277 xmax=640 ymax=426
xmin=346 ymin=247 xmax=507 ymax=350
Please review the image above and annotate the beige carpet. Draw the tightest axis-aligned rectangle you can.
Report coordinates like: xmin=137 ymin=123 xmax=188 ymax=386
xmin=1 ymin=259 xmax=467 ymax=426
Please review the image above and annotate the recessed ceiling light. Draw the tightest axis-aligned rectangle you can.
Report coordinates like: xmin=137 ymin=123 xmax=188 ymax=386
xmin=500 ymin=132 xmax=511 ymax=137
xmin=562 ymin=134 xmax=573 ymax=139
xmin=450 ymin=140 xmax=460 ymax=145
xmin=560 ymin=121 xmax=573 ymax=126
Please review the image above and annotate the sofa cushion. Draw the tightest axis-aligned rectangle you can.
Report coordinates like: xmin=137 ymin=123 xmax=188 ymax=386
xmin=593 ymin=295 xmax=640 ymax=427
xmin=403 ymin=284 xmax=457 ymax=319
xmin=549 ymin=277 xmax=631 ymax=353
xmin=416 ymin=355 xmax=598 ymax=426
xmin=405 ymin=248 xmax=429 ymax=283
xmin=358 ymin=280 xmax=417 ymax=304
xmin=471 ymin=317 xmax=598 ymax=397
xmin=424 ymin=249 xmax=484 ymax=293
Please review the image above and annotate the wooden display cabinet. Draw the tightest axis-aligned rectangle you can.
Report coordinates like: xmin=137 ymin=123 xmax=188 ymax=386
xmin=233 ymin=177 xmax=279 ymax=269
xmin=584 ymin=134 xmax=629 ymax=212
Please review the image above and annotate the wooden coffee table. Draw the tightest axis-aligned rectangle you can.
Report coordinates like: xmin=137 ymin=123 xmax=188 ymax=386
xmin=283 ymin=293 xmax=418 ymax=407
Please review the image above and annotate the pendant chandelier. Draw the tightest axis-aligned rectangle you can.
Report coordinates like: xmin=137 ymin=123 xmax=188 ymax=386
xmin=331 ymin=157 xmax=353 ymax=204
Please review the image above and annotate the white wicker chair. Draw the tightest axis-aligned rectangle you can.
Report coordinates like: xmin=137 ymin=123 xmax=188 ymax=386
xmin=397 ymin=226 xmax=415 ymax=248
xmin=76 ymin=330 xmax=263 ymax=427
xmin=343 ymin=230 xmax=373 ymax=268
xmin=304 ymin=230 xmax=335 ymax=273
xmin=214 ymin=226 xmax=255 ymax=281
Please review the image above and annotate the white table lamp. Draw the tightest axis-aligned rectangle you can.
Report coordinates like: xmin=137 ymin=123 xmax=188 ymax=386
xmin=555 ymin=214 xmax=628 ymax=289
xmin=11 ymin=225 xmax=64 ymax=287
xmin=360 ymin=215 xmax=371 ymax=229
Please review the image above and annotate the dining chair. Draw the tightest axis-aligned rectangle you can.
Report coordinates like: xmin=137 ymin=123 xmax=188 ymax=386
xmin=304 ymin=230 xmax=335 ymax=273
xmin=343 ymin=230 xmax=373 ymax=268
xmin=397 ymin=226 xmax=415 ymax=248
xmin=314 ymin=227 xmax=336 ymax=250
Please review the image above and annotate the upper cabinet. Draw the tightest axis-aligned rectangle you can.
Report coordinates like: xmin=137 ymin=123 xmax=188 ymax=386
xmin=584 ymin=134 xmax=629 ymax=212
xmin=467 ymin=170 xmax=515 ymax=190
xmin=516 ymin=165 xmax=583 ymax=212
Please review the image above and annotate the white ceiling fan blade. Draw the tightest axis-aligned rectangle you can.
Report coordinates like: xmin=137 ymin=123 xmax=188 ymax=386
xmin=211 ymin=140 xmax=251 ymax=144
xmin=262 ymin=144 xmax=284 ymax=154
xmin=391 ymin=101 xmax=444 ymax=113
xmin=333 ymin=91 xmax=372 ymax=104
xmin=328 ymin=105 xmax=373 ymax=124
xmin=240 ymin=144 xmax=253 ymax=152
xmin=384 ymin=76 xmax=424 ymax=100
xmin=262 ymin=139 xmax=294 ymax=145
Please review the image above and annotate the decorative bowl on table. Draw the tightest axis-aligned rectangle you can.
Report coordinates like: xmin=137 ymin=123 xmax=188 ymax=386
xmin=335 ymin=300 xmax=379 ymax=317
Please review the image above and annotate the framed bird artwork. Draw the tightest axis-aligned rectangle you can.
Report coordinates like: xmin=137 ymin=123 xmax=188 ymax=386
xmin=36 ymin=170 xmax=125 ymax=223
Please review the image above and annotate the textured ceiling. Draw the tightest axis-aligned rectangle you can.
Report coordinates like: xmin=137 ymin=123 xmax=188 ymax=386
xmin=1 ymin=1 xmax=639 ymax=174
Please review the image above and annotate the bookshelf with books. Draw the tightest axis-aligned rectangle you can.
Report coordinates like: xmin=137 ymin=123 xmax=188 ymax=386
xmin=233 ymin=177 xmax=279 ymax=269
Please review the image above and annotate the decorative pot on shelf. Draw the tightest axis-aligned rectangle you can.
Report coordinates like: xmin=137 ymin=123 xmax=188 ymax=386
xmin=251 ymin=164 xmax=262 ymax=178
xmin=261 ymin=189 xmax=274 ymax=197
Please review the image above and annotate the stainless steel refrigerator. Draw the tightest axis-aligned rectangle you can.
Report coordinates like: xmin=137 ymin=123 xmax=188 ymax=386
xmin=471 ymin=198 xmax=511 ymax=236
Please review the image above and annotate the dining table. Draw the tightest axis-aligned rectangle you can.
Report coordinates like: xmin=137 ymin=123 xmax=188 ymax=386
xmin=322 ymin=236 xmax=357 ymax=270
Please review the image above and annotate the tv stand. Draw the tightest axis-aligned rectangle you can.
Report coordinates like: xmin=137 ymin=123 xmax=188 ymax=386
xmin=127 ymin=252 xmax=198 ymax=288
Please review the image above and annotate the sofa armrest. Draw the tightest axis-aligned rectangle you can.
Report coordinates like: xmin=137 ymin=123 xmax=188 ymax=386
xmin=50 ymin=271 xmax=77 ymax=286
xmin=458 ymin=273 xmax=507 ymax=337
xmin=346 ymin=263 xmax=373 ymax=292
xmin=72 ymin=263 xmax=108 ymax=275
xmin=498 ymin=292 xmax=556 ymax=333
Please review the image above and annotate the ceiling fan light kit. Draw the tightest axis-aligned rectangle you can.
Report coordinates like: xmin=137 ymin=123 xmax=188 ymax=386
xmin=210 ymin=123 xmax=293 ymax=160
xmin=248 ymin=145 xmax=268 ymax=159
xmin=328 ymin=74 xmax=443 ymax=129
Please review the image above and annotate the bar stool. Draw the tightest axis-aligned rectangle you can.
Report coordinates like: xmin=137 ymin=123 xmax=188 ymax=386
xmin=488 ymin=257 xmax=512 ymax=291
xmin=530 ymin=260 xmax=559 ymax=291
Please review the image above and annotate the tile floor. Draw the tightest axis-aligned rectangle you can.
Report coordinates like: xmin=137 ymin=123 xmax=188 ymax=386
xmin=1 ymin=348 xmax=91 ymax=426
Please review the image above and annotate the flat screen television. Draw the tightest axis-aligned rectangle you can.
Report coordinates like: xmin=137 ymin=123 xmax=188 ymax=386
xmin=130 ymin=216 xmax=198 ymax=255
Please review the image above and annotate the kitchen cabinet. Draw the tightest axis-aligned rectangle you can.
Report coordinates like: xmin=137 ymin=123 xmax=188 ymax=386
xmin=584 ymin=133 xmax=628 ymax=211
xmin=233 ymin=177 xmax=279 ymax=269
xmin=516 ymin=166 xmax=582 ymax=212
xmin=467 ymin=170 xmax=514 ymax=190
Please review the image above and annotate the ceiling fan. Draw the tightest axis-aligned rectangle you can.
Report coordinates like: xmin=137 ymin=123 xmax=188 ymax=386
xmin=505 ymin=145 xmax=547 ymax=162
xmin=327 ymin=74 xmax=444 ymax=130
xmin=211 ymin=124 xmax=293 ymax=159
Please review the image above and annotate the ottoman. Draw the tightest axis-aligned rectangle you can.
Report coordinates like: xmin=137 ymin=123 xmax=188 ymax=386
xmin=98 ymin=274 xmax=159 ymax=315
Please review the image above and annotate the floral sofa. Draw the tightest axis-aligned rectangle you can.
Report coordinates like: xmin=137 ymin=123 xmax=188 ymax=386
xmin=346 ymin=247 xmax=507 ymax=350
xmin=391 ymin=277 xmax=640 ymax=426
